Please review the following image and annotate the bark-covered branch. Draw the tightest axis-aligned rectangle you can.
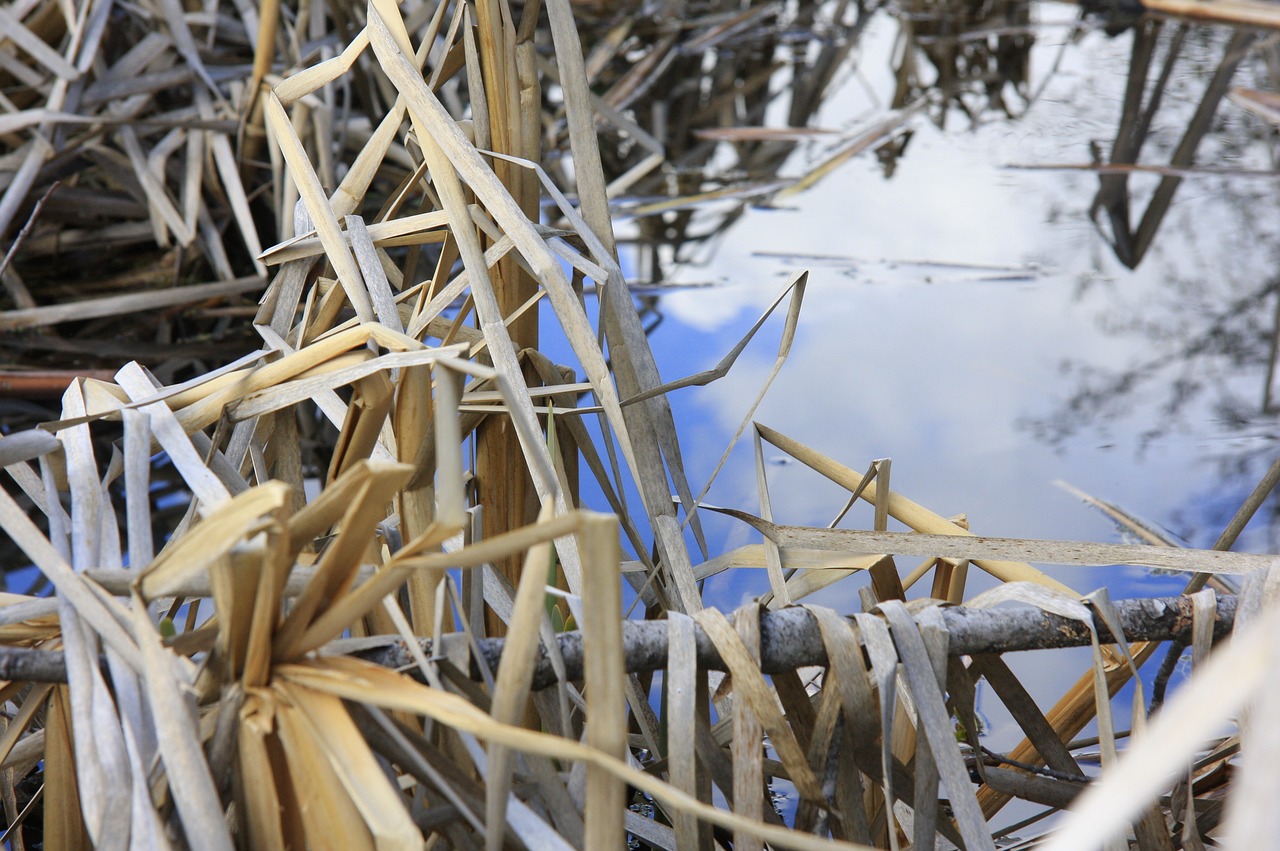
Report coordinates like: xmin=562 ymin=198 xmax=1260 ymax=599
xmin=350 ymin=593 xmax=1236 ymax=689
xmin=0 ymin=593 xmax=1235 ymax=688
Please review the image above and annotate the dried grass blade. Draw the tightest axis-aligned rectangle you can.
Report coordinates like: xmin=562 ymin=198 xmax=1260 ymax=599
xmin=326 ymin=372 xmax=397 ymax=480
xmin=365 ymin=5 xmax=649 ymax=508
xmin=878 ymin=601 xmax=994 ymax=850
xmin=1046 ymin=599 xmax=1280 ymax=850
xmin=242 ymin=527 xmax=293 ymax=689
xmin=137 ymin=482 xmax=292 ymax=600
xmin=807 ymin=607 xmax=878 ymax=843
xmin=852 ymin=611 xmax=901 ymax=845
xmin=625 ymin=273 xmax=806 ymax=407
xmin=314 ymin=498 xmax=580 ymax=596
xmin=210 ymin=131 xmax=267 ymax=276
xmin=43 ymin=686 xmax=89 ymax=850
xmin=58 ymin=603 xmax=132 ymax=847
xmin=263 ymin=210 xmax=450 ymax=265
xmin=666 ymin=612 xmax=707 ymax=848
xmin=122 ymin=409 xmax=154 ymax=569
xmin=484 ymin=502 xmax=560 ymax=850
xmin=724 ymin=603 xmax=762 ymax=851
xmin=0 ymin=684 xmax=52 ymax=769
xmin=784 ymin=554 xmax=883 ymax=602
xmin=1085 ymin=589 xmax=1147 ymax=728
xmin=1083 ymin=592 xmax=1171 ymax=851
xmin=115 ymin=362 xmax=230 ymax=512
xmin=129 ymin=593 xmax=234 ymax=851
xmin=967 ymin=654 xmax=1084 ymax=778
xmin=0 ymin=485 xmax=138 ymax=666
xmin=694 ymin=545 xmax=876 ymax=580
xmin=274 ymin=461 xmax=411 ymax=657
xmin=176 ymin=324 xmax=423 ymax=432
xmin=582 ymin=513 xmax=626 ymax=849
xmin=642 ymin=274 xmax=806 ymax=530
xmin=752 ymin=428 xmax=789 ymax=607
xmin=780 ymin=527 xmax=1266 ymax=574
xmin=0 ymin=276 xmax=266 ymax=332
xmin=279 ymin=657 xmax=877 ymax=851
xmin=237 ymin=693 xmax=289 ymax=848
xmin=225 ymin=350 xmax=453 ymax=428
xmin=58 ymin=384 xmax=107 ymax=570
xmin=431 ymin=363 xmax=468 ymax=527
xmin=366 ymin=9 xmax=564 ymax=506
xmin=1189 ymin=587 xmax=1216 ymax=667
xmin=271 ymin=688 xmax=376 ymax=849
xmin=274 ymin=30 xmax=372 ymax=106
xmin=396 ymin=364 xmax=448 ymax=633
xmin=154 ymin=0 xmax=220 ymax=95
xmin=280 ymin=682 xmax=422 ymax=848
xmin=695 ymin=608 xmax=825 ymax=802
xmin=541 ymin=0 xmax=615 ymax=253
xmin=1055 ymin=479 xmax=1181 ymax=547
xmin=117 ymin=123 xmax=194 ymax=246
xmin=0 ymin=7 xmax=80 ymax=80
xmin=246 ymin=0 xmax=279 ymax=99
xmin=0 ymin=429 xmax=59 ymax=467
xmin=346 ymin=216 xmax=403 ymax=333
xmin=754 ymin=425 xmax=1084 ymax=595
xmin=263 ymin=93 xmax=373 ymax=321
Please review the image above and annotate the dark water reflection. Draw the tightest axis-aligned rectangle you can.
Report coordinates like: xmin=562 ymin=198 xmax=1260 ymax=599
xmin=580 ymin=0 xmax=1280 ymax=586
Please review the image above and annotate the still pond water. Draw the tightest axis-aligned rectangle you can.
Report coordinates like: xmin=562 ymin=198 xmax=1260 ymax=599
xmin=576 ymin=0 xmax=1279 ymax=756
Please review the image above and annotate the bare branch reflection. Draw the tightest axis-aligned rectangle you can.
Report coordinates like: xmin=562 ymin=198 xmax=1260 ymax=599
xmin=1020 ymin=275 xmax=1279 ymax=448
xmin=1017 ymin=26 xmax=1277 ymax=459
xmin=1091 ymin=22 xmax=1258 ymax=268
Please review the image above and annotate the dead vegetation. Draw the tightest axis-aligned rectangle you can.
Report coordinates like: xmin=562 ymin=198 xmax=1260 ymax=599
xmin=2 ymin=0 xmax=1280 ymax=848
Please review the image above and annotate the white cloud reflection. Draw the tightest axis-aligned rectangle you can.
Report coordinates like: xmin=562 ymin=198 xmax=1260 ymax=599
xmin=638 ymin=23 xmax=1280 ymax=610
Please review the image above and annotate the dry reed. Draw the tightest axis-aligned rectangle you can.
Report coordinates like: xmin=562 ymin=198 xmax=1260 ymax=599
xmin=1 ymin=0 xmax=1279 ymax=848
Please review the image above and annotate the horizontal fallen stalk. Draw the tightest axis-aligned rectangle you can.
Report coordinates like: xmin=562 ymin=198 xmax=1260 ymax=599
xmin=738 ymin=526 xmax=1273 ymax=575
xmin=0 ymin=593 xmax=1236 ymax=688
xmin=0 ymin=566 xmax=382 ymax=627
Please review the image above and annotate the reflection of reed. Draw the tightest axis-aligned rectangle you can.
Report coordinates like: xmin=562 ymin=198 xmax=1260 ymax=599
xmin=585 ymin=1 xmax=864 ymax=183
xmin=580 ymin=0 xmax=1040 ymax=280
xmin=572 ymin=0 xmax=873 ymax=281
xmin=889 ymin=0 xmax=1033 ymax=125
xmin=1091 ymin=22 xmax=1257 ymax=268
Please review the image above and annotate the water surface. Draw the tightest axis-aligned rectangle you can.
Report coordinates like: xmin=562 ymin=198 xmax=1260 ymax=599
xmin=597 ymin=0 xmax=1280 ymax=755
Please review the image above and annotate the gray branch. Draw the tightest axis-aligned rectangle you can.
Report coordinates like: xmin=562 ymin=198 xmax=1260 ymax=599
xmin=0 ymin=593 xmax=1234 ymax=688
xmin=350 ymin=593 xmax=1236 ymax=689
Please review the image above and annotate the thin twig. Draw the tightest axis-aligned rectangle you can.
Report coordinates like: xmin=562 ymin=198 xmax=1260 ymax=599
xmin=0 ymin=181 xmax=59 ymax=282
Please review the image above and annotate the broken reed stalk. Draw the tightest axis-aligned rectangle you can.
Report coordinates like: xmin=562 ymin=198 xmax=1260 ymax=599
xmin=473 ymin=0 xmax=545 ymax=638
xmin=0 ymin=594 xmax=1237 ymax=689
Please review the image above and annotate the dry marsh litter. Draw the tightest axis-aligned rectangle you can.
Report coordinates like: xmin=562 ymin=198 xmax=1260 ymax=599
xmin=2 ymin=0 xmax=1280 ymax=847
